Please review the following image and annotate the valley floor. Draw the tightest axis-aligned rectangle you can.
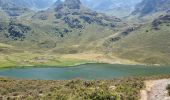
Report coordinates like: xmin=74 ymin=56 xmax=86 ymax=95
xmin=0 ymin=50 xmax=138 ymax=69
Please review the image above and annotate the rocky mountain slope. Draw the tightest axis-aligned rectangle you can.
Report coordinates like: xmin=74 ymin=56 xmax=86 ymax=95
xmin=0 ymin=0 xmax=132 ymax=67
xmin=0 ymin=0 xmax=126 ymax=53
xmin=132 ymin=0 xmax=170 ymax=18
xmin=101 ymin=0 xmax=170 ymax=65
xmin=105 ymin=13 xmax=170 ymax=64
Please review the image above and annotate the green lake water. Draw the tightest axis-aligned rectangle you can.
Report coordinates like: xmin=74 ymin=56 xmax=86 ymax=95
xmin=0 ymin=63 xmax=170 ymax=80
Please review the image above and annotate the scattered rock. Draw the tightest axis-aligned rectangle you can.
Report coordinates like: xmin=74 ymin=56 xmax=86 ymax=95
xmin=152 ymin=15 xmax=170 ymax=29
xmin=63 ymin=17 xmax=83 ymax=29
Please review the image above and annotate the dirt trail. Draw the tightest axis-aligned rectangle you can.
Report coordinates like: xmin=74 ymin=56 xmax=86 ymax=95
xmin=140 ymin=79 xmax=170 ymax=100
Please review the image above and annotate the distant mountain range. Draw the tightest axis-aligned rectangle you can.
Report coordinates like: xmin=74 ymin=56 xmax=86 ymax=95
xmin=0 ymin=0 xmax=55 ymax=10
xmin=0 ymin=0 xmax=58 ymax=17
xmin=80 ymin=0 xmax=142 ymax=17
xmin=132 ymin=0 xmax=170 ymax=17
xmin=0 ymin=0 xmax=142 ymax=18
xmin=53 ymin=0 xmax=142 ymax=17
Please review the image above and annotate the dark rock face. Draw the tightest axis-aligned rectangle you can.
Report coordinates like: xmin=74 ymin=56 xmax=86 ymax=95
xmin=55 ymin=12 xmax=63 ymax=19
xmin=167 ymin=10 xmax=170 ymax=13
xmin=54 ymin=0 xmax=63 ymax=12
xmin=152 ymin=14 xmax=170 ymax=29
xmin=79 ymin=12 xmax=121 ymax=27
xmin=63 ymin=17 xmax=83 ymax=29
xmin=79 ymin=15 xmax=94 ymax=24
xmin=6 ymin=22 xmax=31 ymax=40
xmin=55 ymin=0 xmax=81 ymax=11
xmin=55 ymin=4 xmax=63 ymax=12
xmin=52 ymin=0 xmax=122 ymax=29
xmin=132 ymin=0 xmax=170 ymax=16
xmin=120 ymin=28 xmax=136 ymax=36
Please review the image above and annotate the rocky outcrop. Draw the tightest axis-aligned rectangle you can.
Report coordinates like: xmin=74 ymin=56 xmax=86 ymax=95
xmin=63 ymin=17 xmax=83 ymax=29
xmin=52 ymin=0 xmax=123 ymax=30
xmin=5 ymin=21 xmax=31 ymax=40
xmin=152 ymin=14 xmax=170 ymax=30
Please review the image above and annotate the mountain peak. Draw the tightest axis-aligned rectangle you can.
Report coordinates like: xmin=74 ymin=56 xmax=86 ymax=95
xmin=64 ymin=0 xmax=81 ymax=9
xmin=54 ymin=0 xmax=62 ymax=6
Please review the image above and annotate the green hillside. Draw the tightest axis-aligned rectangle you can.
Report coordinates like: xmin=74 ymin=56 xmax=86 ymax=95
xmin=0 ymin=0 xmax=130 ymax=68
xmin=107 ymin=14 xmax=170 ymax=65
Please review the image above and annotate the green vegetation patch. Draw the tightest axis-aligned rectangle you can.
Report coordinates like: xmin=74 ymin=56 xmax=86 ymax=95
xmin=0 ymin=77 xmax=144 ymax=100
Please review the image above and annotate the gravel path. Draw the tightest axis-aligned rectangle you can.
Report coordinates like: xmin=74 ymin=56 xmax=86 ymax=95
xmin=140 ymin=79 xmax=170 ymax=100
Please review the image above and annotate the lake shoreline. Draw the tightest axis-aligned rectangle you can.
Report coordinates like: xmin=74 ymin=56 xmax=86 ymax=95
xmin=0 ymin=52 xmax=166 ymax=69
xmin=0 ymin=61 xmax=161 ymax=70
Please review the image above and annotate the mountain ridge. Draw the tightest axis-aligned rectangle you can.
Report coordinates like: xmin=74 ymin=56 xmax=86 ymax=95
xmin=80 ymin=0 xmax=142 ymax=17
xmin=132 ymin=0 xmax=170 ymax=17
